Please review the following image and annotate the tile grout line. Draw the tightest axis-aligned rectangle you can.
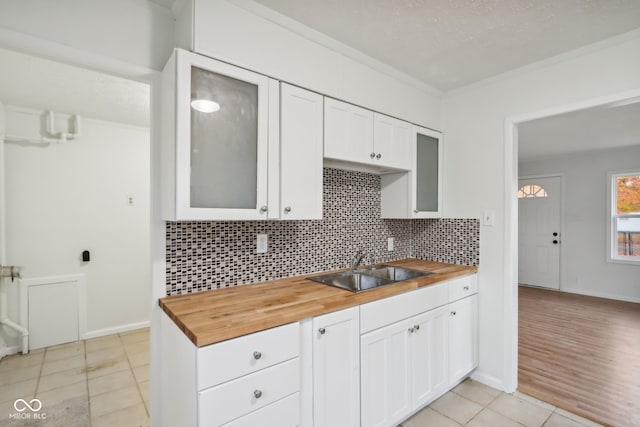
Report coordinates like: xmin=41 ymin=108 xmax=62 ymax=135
xmin=84 ymin=339 xmax=94 ymax=427
xmin=124 ymin=333 xmax=151 ymax=420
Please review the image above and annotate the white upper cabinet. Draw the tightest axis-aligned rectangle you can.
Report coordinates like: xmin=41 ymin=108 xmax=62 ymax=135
xmin=324 ymin=98 xmax=412 ymax=172
xmin=373 ymin=113 xmax=412 ymax=170
xmin=279 ymin=84 xmax=324 ymax=220
xmin=380 ymin=126 xmax=443 ymax=219
xmin=413 ymin=127 xmax=443 ymax=218
xmin=324 ymin=97 xmax=373 ymax=165
xmin=162 ymin=49 xmax=275 ymax=221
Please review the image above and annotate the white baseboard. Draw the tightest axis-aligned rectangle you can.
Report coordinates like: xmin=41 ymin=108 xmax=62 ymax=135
xmin=82 ymin=320 xmax=150 ymax=340
xmin=561 ymin=287 xmax=640 ymax=304
xmin=470 ymin=369 xmax=505 ymax=392
xmin=0 ymin=345 xmax=20 ymax=360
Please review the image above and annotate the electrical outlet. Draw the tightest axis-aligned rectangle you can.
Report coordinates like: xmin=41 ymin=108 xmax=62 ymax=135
xmin=483 ymin=209 xmax=495 ymax=226
xmin=387 ymin=237 xmax=395 ymax=251
xmin=256 ymin=234 xmax=268 ymax=254
xmin=126 ymin=195 xmax=134 ymax=206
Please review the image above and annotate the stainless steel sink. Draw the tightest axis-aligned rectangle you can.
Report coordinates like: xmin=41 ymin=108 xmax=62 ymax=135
xmin=308 ymin=271 xmax=395 ymax=292
xmin=308 ymin=265 xmax=432 ymax=292
xmin=356 ymin=265 xmax=433 ymax=282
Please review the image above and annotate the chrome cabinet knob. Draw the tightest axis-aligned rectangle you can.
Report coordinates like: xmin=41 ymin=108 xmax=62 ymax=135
xmin=463 ymin=286 xmax=469 ymax=291
xmin=284 ymin=206 xmax=292 ymax=213
xmin=414 ymin=324 xmax=420 ymax=331
xmin=376 ymin=153 xmax=382 ymax=159
xmin=408 ymin=327 xmax=415 ymax=333
xmin=318 ymin=327 xmax=326 ymax=335
xmin=451 ymin=311 xmax=457 ymax=316
xmin=370 ymin=152 xmax=376 ymax=159
xmin=259 ymin=205 xmax=268 ymax=213
xmin=413 ymin=209 xmax=419 ymax=214
xmin=254 ymin=390 xmax=263 ymax=399
xmin=253 ymin=351 xmax=262 ymax=360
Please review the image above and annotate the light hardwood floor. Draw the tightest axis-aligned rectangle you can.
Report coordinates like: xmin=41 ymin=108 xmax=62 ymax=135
xmin=519 ymin=286 xmax=640 ymax=427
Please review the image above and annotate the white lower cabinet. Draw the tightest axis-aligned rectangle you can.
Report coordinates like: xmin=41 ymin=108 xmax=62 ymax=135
xmin=361 ymin=317 xmax=412 ymax=427
xmin=449 ymin=293 xmax=479 ymax=385
xmin=160 ymin=316 xmax=301 ymax=427
xmin=360 ymin=305 xmax=449 ymax=427
xmin=411 ymin=306 xmax=449 ymax=408
xmin=161 ymin=274 xmax=478 ymax=427
xmin=312 ymin=307 xmax=360 ymax=427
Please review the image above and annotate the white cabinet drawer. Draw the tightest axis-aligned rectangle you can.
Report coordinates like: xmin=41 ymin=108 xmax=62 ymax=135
xmin=360 ymin=281 xmax=448 ymax=334
xmin=221 ymin=393 xmax=300 ymax=427
xmin=197 ymin=322 xmax=300 ymax=389
xmin=448 ymin=275 xmax=478 ymax=303
xmin=198 ymin=358 xmax=300 ymax=426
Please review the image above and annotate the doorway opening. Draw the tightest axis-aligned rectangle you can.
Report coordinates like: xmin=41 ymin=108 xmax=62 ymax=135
xmin=0 ymin=46 xmax=152 ymax=355
xmin=509 ymin=90 xmax=640 ymax=426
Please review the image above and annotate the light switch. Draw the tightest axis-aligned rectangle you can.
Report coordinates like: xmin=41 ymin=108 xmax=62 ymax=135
xmin=483 ymin=209 xmax=495 ymax=226
xmin=256 ymin=234 xmax=268 ymax=254
xmin=387 ymin=237 xmax=395 ymax=251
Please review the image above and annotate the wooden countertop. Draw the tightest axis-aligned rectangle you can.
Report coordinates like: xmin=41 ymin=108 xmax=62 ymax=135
xmin=159 ymin=259 xmax=477 ymax=347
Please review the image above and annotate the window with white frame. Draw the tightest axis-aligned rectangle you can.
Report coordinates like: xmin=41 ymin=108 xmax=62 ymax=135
xmin=609 ymin=172 xmax=640 ymax=263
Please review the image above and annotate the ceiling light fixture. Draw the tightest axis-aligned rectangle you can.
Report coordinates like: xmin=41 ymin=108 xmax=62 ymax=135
xmin=191 ymin=99 xmax=220 ymax=113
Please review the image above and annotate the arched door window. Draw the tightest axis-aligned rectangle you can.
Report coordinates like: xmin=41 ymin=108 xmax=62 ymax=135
xmin=518 ymin=184 xmax=548 ymax=199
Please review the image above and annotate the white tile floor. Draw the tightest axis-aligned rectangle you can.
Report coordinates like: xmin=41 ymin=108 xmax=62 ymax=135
xmin=0 ymin=328 xmax=149 ymax=427
xmin=403 ymin=379 xmax=605 ymax=427
xmin=1 ymin=330 xmax=604 ymax=427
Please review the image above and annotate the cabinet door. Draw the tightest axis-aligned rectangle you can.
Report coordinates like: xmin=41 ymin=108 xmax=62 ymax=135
xmin=313 ymin=307 xmax=360 ymax=427
xmin=167 ymin=49 xmax=271 ymax=220
xmin=449 ymin=294 xmax=478 ymax=384
xmin=280 ymin=84 xmax=323 ymax=220
xmin=411 ymin=306 xmax=449 ymax=408
xmin=373 ymin=113 xmax=412 ymax=170
xmin=412 ymin=127 xmax=443 ymax=218
xmin=361 ymin=320 xmax=412 ymax=427
xmin=324 ymin=98 xmax=373 ymax=164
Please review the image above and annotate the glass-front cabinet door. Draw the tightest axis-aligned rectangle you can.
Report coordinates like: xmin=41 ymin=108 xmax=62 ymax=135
xmin=162 ymin=49 xmax=272 ymax=220
xmin=412 ymin=127 xmax=443 ymax=218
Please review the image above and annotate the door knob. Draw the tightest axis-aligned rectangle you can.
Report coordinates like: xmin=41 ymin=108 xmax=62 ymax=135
xmin=552 ymin=232 xmax=558 ymax=236
xmin=553 ymin=240 xmax=559 ymax=244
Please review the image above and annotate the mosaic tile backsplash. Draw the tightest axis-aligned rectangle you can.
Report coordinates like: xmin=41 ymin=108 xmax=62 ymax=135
xmin=166 ymin=168 xmax=479 ymax=295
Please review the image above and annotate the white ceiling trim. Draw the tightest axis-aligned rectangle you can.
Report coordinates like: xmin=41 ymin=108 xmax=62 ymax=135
xmin=232 ymin=0 xmax=442 ymax=96
xmin=446 ymin=27 xmax=640 ymax=99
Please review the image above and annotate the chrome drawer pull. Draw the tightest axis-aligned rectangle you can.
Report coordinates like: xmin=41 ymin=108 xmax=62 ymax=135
xmin=408 ymin=327 xmax=415 ymax=333
xmin=254 ymin=390 xmax=263 ymax=399
xmin=451 ymin=311 xmax=457 ymax=316
xmin=318 ymin=328 xmax=326 ymax=335
xmin=253 ymin=351 xmax=262 ymax=360
xmin=414 ymin=324 xmax=420 ymax=331
xmin=463 ymin=286 xmax=470 ymax=291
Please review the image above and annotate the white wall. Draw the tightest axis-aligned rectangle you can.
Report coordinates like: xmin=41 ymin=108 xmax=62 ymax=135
xmin=3 ymin=107 xmax=150 ymax=346
xmin=0 ymin=0 xmax=174 ymax=73
xmin=519 ymin=146 xmax=640 ymax=302
xmin=442 ymin=30 xmax=640 ymax=390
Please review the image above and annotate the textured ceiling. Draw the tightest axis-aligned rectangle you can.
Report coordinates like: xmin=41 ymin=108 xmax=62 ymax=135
xmin=518 ymin=100 xmax=640 ymax=162
xmin=253 ymin=0 xmax=640 ymax=91
xmin=0 ymin=48 xmax=150 ymax=127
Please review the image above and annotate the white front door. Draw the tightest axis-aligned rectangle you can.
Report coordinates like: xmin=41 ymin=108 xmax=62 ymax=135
xmin=518 ymin=176 xmax=561 ymax=289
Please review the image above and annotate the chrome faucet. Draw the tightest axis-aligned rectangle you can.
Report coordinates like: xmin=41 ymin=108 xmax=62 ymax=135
xmin=352 ymin=250 xmax=375 ymax=270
